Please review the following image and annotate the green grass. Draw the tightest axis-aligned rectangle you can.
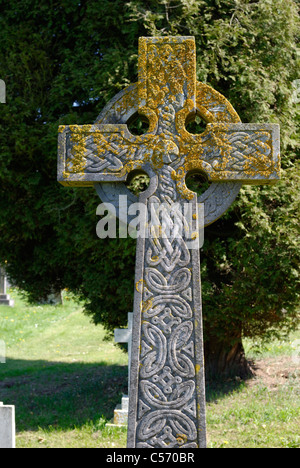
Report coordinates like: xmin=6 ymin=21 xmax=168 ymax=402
xmin=206 ymin=379 xmax=299 ymax=448
xmin=0 ymin=289 xmax=299 ymax=448
xmin=0 ymin=289 xmax=128 ymax=448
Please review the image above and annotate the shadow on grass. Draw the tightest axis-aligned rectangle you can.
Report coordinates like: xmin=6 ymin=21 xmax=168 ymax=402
xmin=205 ymin=376 xmax=248 ymax=403
xmin=0 ymin=358 xmax=248 ymax=433
xmin=0 ymin=358 xmax=128 ymax=432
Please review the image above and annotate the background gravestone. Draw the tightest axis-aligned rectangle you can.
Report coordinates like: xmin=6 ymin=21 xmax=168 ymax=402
xmin=107 ymin=313 xmax=133 ymax=427
xmin=0 ymin=403 xmax=15 ymax=449
xmin=0 ymin=268 xmax=14 ymax=307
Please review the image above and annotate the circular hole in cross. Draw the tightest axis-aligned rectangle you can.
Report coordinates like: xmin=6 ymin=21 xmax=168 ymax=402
xmin=185 ymin=170 xmax=211 ymax=196
xmin=127 ymin=113 xmax=150 ymax=136
xmin=126 ymin=169 xmax=150 ymax=195
xmin=185 ymin=113 xmax=207 ymax=135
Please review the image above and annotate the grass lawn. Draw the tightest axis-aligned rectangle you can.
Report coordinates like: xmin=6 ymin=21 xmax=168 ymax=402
xmin=0 ymin=289 xmax=299 ymax=448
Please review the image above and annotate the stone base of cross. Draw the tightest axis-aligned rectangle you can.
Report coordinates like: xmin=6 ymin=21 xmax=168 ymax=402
xmin=58 ymin=36 xmax=280 ymax=448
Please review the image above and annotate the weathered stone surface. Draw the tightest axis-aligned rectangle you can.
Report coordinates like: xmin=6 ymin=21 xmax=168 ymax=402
xmin=58 ymin=122 xmax=279 ymax=187
xmin=106 ymin=395 xmax=129 ymax=427
xmin=0 ymin=403 xmax=15 ymax=449
xmin=58 ymin=36 xmax=280 ymax=449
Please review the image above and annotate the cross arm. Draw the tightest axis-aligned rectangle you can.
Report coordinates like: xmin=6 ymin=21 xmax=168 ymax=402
xmin=114 ymin=328 xmax=131 ymax=343
xmin=57 ymin=124 xmax=153 ymax=187
xmin=180 ymin=123 xmax=280 ymax=185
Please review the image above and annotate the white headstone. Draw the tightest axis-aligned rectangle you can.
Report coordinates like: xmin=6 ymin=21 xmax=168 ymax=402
xmin=0 ymin=403 xmax=15 ymax=448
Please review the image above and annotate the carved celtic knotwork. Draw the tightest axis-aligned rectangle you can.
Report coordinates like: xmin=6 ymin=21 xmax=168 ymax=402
xmin=141 ymin=376 xmax=195 ymax=406
xmin=136 ymin=166 xmax=198 ymax=448
xmin=136 ymin=410 xmax=198 ymax=449
xmin=144 ymin=295 xmax=193 ymax=320
xmin=140 ymin=322 xmax=167 ymax=379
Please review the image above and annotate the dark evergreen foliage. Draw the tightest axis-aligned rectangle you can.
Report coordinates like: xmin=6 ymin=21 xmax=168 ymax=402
xmin=0 ymin=0 xmax=299 ymax=375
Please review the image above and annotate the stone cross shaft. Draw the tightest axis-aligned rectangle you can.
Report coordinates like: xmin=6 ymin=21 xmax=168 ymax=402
xmin=58 ymin=37 xmax=280 ymax=448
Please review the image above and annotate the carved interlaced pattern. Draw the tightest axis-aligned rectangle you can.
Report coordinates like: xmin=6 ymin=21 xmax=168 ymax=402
xmin=67 ymin=126 xmax=274 ymax=181
xmin=136 ymin=167 xmax=198 ymax=449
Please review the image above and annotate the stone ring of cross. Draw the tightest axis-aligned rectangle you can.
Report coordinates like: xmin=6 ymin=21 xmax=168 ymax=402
xmin=94 ymin=80 xmax=242 ymax=227
xmin=58 ymin=36 xmax=280 ymax=228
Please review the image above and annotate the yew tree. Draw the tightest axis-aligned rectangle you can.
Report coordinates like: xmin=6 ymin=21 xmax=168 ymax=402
xmin=0 ymin=0 xmax=299 ymax=376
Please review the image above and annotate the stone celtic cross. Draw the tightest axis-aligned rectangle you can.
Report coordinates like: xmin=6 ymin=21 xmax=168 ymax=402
xmin=58 ymin=37 xmax=280 ymax=448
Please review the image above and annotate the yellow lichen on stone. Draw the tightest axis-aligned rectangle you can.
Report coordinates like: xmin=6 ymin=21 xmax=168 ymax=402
xmin=68 ymin=126 xmax=91 ymax=174
xmin=142 ymin=298 xmax=153 ymax=314
xmin=138 ymin=36 xmax=196 ymax=128
xmin=59 ymin=36 xmax=279 ymax=189
xmin=136 ymin=279 xmax=144 ymax=293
